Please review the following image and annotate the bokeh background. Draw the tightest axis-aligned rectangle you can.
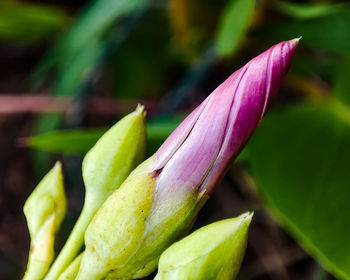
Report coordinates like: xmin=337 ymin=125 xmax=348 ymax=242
xmin=1 ymin=0 xmax=350 ymax=279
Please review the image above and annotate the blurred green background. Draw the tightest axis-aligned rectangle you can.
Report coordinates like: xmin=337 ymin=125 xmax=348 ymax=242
xmin=1 ymin=0 xmax=350 ymax=279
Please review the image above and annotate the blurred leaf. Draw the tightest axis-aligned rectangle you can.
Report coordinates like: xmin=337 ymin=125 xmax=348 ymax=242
xmin=34 ymin=0 xmax=150 ymax=95
xmin=26 ymin=118 xmax=182 ymax=156
xmin=31 ymin=0 xmax=150 ymax=172
xmin=54 ymin=0 xmax=147 ymax=60
xmin=247 ymin=103 xmax=350 ymax=279
xmin=28 ymin=128 xmax=104 ymax=155
xmin=53 ymin=36 xmax=102 ymax=95
xmin=275 ymin=1 xmax=350 ymax=20
xmin=259 ymin=10 xmax=350 ymax=55
xmin=0 ymin=0 xmax=69 ymax=42
xmin=215 ymin=0 xmax=255 ymax=57
xmin=333 ymin=56 xmax=350 ymax=107
xmin=146 ymin=118 xmax=182 ymax=155
xmin=31 ymin=113 xmax=62 ymax=178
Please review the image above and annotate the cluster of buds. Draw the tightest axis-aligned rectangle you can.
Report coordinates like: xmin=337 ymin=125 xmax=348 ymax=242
xmin=27 ymin=106 xmax=147 ymax=280
xmin=23 ymin=39 xmax=298 ymax=280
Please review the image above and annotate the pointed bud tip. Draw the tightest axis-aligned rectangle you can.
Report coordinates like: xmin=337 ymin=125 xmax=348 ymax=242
xmin=229 ymin=211 xmax=253 ymax=231
xmin=288 ymin=37 xmax=301 ymax=50
xmin=241 ymin=211 xmax=254 ymax=220
xmin=54 ymin=161 xmax=62 ymax=170
xmin=135 ymin=104 xmax=146 ymax=118
xmin=239 ymin=211 xmax=253 ymax=227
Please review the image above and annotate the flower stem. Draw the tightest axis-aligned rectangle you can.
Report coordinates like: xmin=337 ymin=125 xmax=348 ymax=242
xmin=44 ymin=200 xmax=98 ymax=280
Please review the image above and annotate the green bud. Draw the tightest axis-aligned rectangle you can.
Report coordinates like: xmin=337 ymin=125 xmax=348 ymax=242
xmin=76 ymin=170 xmax=156 ymax=280
xmin=45 ymin=105 xmax=146 ymax=280
xmin=82 ymin=104 xmax=146 ymax=202
xmin=155 ymin=212 xmax=253 ymax=280
xmin=76 ymin=157 xmax=205 ymax=280
xmin=23 ymin=162 xmax=67 ymax=280
xmin=57 ymin=254 xmax=83 ymax=280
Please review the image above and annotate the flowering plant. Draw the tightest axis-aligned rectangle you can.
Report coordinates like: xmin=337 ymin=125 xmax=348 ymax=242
xmin=23 ymin=39 xmax=298 ymax=280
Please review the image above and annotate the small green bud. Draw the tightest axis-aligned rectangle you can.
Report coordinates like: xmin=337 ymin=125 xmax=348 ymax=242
xmin=23 ymin=162 xmax=67 ymax=280
xmin=57 ymin=254 xmax=83 ymax=280
xmin=45 ymin=106 xmax=146 ymax=280
xmin=82 ymin=104 xmax=146 ymax=202
xmin=155 ymin=212 xmax=253 ymax=280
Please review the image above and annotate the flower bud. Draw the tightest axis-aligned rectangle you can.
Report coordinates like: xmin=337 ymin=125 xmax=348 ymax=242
xmin=155 ymin=212 xmax=253 ymax=280
xmin=76 ymin=39 xmax=298 ymax=280
xmin=23 ymin=162 xmax=67 ymax=280
xmin=45 ymin=105 xmax=146 ymax=280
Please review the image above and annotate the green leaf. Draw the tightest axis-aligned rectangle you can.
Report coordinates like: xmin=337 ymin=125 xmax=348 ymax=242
xmin=333 ymin=55 xmax=350 ymax=107
xmin=215 ymin=0 xmax=255 ymax=57
xmin=33 ymin=0 xmax=150 ymax=92
xmin=53 ymin=36 xmax=103 ymax=95
xmin=30 ymin=0 xmax=150 ymax=174
xmin=275 ymin=1 xmax=350 ymax=20
xmin=27 ymin=128 xmax=104 ymax=155
xmin=26 ymin=118 xmax=182 ymax=156
xmin=246 ymin=103 xmax=350 ymax=279
xmin=0 ymin=0 xmax=68 ymax=42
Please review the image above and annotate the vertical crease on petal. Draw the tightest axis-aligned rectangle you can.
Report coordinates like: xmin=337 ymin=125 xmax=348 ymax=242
xmin=198 ymin=65 xmax=249 ymax=194
xmin=153 ymin=98 xmax=210 ymax=170
xmin=261 ymin=47 xmax=273 ymax=119
xmin=199 ymin=39 xmax=299 ymax=194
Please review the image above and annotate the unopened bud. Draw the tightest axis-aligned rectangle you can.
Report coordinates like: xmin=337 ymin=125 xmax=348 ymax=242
xmin=23 ymin=162 xmax=67 ymax=280
xmin=76 ymin=39 xmax=298 ymax=279
xmin=45 ymin=106 xmax=146 ymax=280
xmin=155 ymin=212 xmax=253 ymax=280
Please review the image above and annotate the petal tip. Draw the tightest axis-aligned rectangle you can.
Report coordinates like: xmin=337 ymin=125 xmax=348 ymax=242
xmin=288 ymin=37 xmax=301 ymax=51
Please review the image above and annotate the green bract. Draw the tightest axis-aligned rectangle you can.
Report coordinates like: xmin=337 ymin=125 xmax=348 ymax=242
xmin=155 ymin=212 xmax=253 ymax=280
xmin=45 ymin=105 xmax=146 ymax=280
xmin=23 ymin=162 xmax=67 ymax=280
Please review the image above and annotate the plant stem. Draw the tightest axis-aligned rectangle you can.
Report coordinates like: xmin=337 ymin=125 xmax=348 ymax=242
xmin=44 ymin=201 xmax=98 ymax=280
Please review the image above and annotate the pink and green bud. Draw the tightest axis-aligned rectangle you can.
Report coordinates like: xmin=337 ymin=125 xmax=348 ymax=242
xmin=76 ymin=39 xmax=299 ymax=280
xmin=155 ymin=212 xmax=253 ymax=280
xmin=154 ymin=38 xmax=299 ymax=195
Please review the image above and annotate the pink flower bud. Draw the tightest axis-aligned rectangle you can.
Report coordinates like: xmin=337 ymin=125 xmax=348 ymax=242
xmin=154 ymin=39 xmax=299 ymax=198
xmin=77 ymin=39 xmax=299 ymax=280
